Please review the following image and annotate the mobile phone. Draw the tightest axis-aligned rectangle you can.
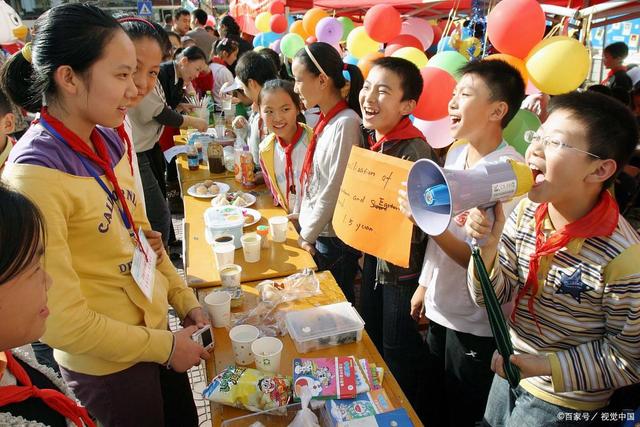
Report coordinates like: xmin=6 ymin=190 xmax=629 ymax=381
xmin=191 ymin=325 xmax=214 ymax=351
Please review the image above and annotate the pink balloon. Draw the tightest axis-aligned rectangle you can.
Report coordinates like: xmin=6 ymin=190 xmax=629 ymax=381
xmin=525 ymin=79 xmax=540 ymax=95
xmin=401 ymin=17 xmax=435 ymax=50
xmin=414 ymin=117 xmax=453 ymax=148
xmin=206 ymin=15 xmax=216 ymax=28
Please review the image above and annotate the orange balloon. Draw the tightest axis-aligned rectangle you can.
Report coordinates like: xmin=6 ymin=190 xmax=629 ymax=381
xmin=357 ymin=52 xmax=384 ymax=78
xmin=485 ymin=53 xmax=529 ymax=84
xmin=302 ymin=7 xmax=329 ymax=37
xmin=290 ymin=20 xmax=310 ymax=40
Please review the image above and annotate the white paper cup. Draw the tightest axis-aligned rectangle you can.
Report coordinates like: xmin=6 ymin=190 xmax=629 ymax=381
xmin=213 ymin=234 xmax=235 ymax=247
xmin=213 ymin=243 xmax=235 ymax=269
xmin=220 ymin=264 xmax=242 ymax=289
xmin=229 ymin=324 xmax=260 ymax=365
xmin=204 ymin=291 xmax=231 ymax=328
xmin=241 ymin=233 xmax=261 ymax=263
xmin=196 ymin=106 xmax=208 ymax=120
xmin=251 ymin=337 xmax=283 ymax=373
xmin=268 ymin=216 xmax=288 ymax=243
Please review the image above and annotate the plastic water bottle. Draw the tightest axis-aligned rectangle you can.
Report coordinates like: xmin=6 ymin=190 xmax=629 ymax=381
xmin=234 ymin=133 xmax=243 ymax=183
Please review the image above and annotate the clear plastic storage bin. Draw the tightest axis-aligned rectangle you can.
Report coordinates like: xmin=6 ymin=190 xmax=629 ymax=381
xmin=204 ymin=206 xmax=245 ymax=249
xmin=285 ymin=302 xmax=365 ymax=353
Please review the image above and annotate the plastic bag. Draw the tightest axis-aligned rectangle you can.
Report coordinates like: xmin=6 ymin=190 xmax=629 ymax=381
xmin=203 ymin=366 xmax=292 ymax=412
xmin=288 ymin=386 xmax=320 ymax=427
xmin=230 ymin=269 xmax=321 ymax=336
xmin=257 ymin=269 xmax=321 ymax=305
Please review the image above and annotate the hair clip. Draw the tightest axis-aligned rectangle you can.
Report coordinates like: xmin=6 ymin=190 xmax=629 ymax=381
xmin=21 ymin=43 xmax=32 ymax=64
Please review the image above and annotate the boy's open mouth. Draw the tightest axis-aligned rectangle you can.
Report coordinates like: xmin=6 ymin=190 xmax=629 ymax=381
xmin=529 ymin=163 xmax=546 ymax=185
xmin=450 ymin=115 xmax=461 ymax=125
xmin=363 ymin=107 xmax=379 ymax=119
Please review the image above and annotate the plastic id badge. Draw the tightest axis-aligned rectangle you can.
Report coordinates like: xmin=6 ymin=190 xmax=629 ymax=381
xmin=131 ymin=227 xmax=157 ymax=302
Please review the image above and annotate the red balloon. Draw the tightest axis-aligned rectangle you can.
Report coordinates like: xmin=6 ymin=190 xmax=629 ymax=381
xmin=414 ymin=67 xmax=457 ymax=121
xmin=487 ymin=0 xmax=545 ymax=58
xmin=270 ymin=14 xmax=288 ymax=34
xmin=384 ymin=34 xmax=423 ymax=56
xmin=269 ymin=0 xmax=285 ymax=15
xmin=306 ymin=36 xmax=317 ymax=44
xmin=431 ymin=24 xmax=443 ymax=46
xmin=364 ymin=4 xmax=401 ymax=43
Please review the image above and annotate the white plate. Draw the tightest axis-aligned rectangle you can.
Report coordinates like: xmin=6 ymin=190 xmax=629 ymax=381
xmin=210 ymin=192 xmax=257 ymax=208
xmin=187 ymin=182 xmax=230 ymax=199
xmin=241 ymin=208 xmax=261 ymax=228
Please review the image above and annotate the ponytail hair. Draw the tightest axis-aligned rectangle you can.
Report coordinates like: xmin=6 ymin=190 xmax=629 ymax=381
xmin=213 ymin=37 xmax=238 ymax=57
xmin=0 ymin=3 xmax=121 ymax=113
xmin=294 ymin=42 xmax=364 ymax=117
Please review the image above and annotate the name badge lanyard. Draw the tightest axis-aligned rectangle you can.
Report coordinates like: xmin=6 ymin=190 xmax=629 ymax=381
xmin=39 ymin=117 xmax=148 ymax=260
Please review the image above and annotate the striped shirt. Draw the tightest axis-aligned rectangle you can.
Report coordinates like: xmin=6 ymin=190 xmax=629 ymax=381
xmin=468 ymin=197 xmax=640 ymax=411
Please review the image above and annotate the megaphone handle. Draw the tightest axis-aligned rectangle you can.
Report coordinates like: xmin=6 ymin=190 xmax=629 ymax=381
xmin=468 ymin=205 xmax=496 ymax=248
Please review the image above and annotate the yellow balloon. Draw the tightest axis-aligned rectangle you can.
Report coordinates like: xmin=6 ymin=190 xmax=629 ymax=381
xmin=255 ymin=12 xmax=272 ymax=34
xmin=526 ymin=36 xmax=590 ymax=95
xmin=391 ymin=47 xmax=428 ymax=69
xmin=346 ymin=26 xmax=380 ymax=59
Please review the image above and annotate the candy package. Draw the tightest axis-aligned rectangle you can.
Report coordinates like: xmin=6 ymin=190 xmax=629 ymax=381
xmin=203 ymin=366 xmax=292 ymax=412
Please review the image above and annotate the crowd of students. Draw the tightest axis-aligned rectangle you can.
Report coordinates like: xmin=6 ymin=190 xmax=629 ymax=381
xmin=0 ymin=4 xmax=638 ymax=427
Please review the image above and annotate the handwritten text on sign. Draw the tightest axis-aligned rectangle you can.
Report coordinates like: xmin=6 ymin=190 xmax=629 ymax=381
xmin=332 ymin=146 xmax=413 ymax=267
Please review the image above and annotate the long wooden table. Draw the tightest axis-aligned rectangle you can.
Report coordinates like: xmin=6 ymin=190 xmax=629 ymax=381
xmin=197 ymin=271 xmax=424 ymax=427
xmin=177 ymin=156 xmax=317 ymax=288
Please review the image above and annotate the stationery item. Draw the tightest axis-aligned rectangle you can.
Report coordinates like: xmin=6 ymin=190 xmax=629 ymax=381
xmin=292 ymin=357 xmax=357 ymax=400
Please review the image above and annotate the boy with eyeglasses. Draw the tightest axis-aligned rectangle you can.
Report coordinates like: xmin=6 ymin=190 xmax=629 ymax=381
xmin=466 ymin=91 xmax=640 ymax=426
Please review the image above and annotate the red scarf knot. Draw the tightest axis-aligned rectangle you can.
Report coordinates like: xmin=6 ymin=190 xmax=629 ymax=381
xmin=511 ymin=191 xmax=619 ymax=334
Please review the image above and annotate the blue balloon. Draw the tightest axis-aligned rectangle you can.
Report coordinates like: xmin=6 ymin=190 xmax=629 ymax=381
xmin=288 ymin=15 xmax=296 ymax=27
xmin=253 ymin=33 xmax=265 ymax=48
xmin=262 ymin=31 xmax=282 ymax=46
xmin=343 ymin=54 xmax=358 ymax=66
xmin=437 ymin=36 xmax=455 ymax=52
xmin=426 ymin=44 xmax=438 ymax=56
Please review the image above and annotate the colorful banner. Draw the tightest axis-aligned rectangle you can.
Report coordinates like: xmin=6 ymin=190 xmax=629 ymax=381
xmin=332 ymin=146 xmax=413 ymax=268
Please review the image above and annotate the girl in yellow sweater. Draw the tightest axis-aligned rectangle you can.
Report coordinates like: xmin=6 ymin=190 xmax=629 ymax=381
xmin=1 ymin=5 xmax=209 ymax=426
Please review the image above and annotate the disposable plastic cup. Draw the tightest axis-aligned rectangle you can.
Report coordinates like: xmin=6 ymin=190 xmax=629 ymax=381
xmin=204 ymin=291 xmax=231 ymax=328
xmin=229 ymin=324 xmax=260 ymax=365
xmin=251 ymin=337 xmax=283 ymax=373
xmin=213 ymin=234 xmax=235 ymax=247
xmin=213 ymin=243 xmax=235 ymax=269
xmin=215 ymin=124 xmax=226 ymax=139
xmin=196 ymin=106 xmax=208 ymax=120
xmin=219 ymin=264 xmax=242 ymax=289
xmin=268 ymin=216 xmax=288 ymax=243
xmin=241 ymin=233 xmax=261 ymax=263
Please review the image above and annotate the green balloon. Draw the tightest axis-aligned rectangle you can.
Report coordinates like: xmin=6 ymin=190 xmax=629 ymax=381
xmin=281 ymin=33 xmax=305 ymax=59
xmin=504 ymin=109 xmax=541 ymax=156
xmin=338 ymin=17 xmax=355 ymax=42
xmin=426 ymin=51 xmax=468 ymax=81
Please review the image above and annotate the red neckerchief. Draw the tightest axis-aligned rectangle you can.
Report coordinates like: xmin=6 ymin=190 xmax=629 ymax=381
xmin=0 ymin=351 xmax=96 ymax=427
xmin=40 ymin=108 xmax=145 ymax=255
xmin=275 ymin=124 xmax=304 ymax=207
xmin=211 ymin=57 xmax=226 ymax=66
xmin=367 ymin=117 xmax=425 ymax=152
xmin=512 ymin=191 xmax=619 ymax=332
xmin=300 ymin=100 xmax=349 ymax=190
xmin=602 ymin=65 xmax=627 ymax=85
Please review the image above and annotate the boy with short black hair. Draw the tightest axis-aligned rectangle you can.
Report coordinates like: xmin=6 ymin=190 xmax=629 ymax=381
xmin=603 ymin=41 xmax=632 ymax=94
xmin=399 ymin=59 xmax=526 ymax=426
xmin=466 ymin=91 xmax=640 ymax=426
xmin=0 ymin=88 xmax=16 ymax=172
xmin=359 ymin=57 xmax=435 ymax=416
xmin=227 ymin=51 xmax=278 ymax=164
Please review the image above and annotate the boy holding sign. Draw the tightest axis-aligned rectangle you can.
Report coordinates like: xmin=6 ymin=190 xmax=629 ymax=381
xmin=358 ymin=57 xmax=436 ymax=414
xmin=399 ymin=59 xmax=526 ymax=426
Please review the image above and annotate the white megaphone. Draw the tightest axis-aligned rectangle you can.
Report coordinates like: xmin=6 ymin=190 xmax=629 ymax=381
xmin=407 ymin=159 xmax=533 ymax=236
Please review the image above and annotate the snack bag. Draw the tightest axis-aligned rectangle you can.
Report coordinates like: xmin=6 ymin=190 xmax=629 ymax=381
xmin=203 ymin=366 xmax=292 ymax=412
